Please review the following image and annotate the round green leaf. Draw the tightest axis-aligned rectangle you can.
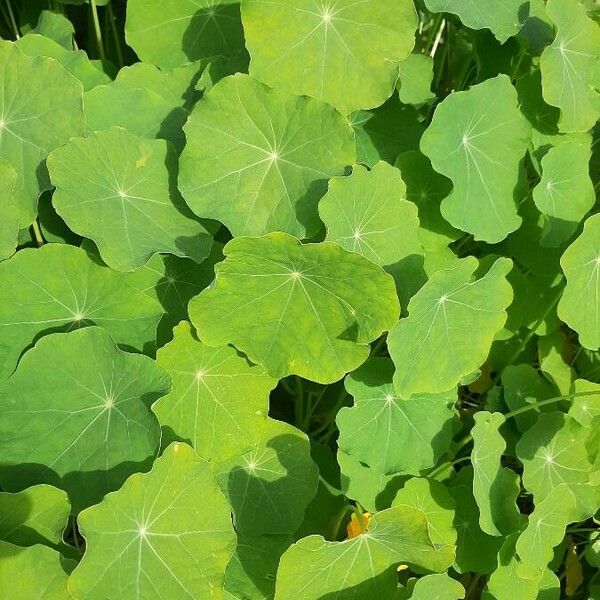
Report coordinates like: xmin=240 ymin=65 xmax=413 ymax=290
xmin=215 ymin=417 xmax=318 ymax=535
xmin=420 ymin=75 xmax=530 ymax=243
xmin=155 ymin=321 xmax=277 ymax=462
xmin=407 ymin=574 xmax=465 ymax=600
xmin=125 ymin=0 xmax=245 ymax=69
xmin=190 ymin=232 xmax=399 ymax=383
xmin=337 ymin=358 xmax=457 ymax=475
xmin=69 ymin=442 xmax=236 ymax=600
xmin=0 ymin=40 xmax=84 ymax=226
xmin=388 ymin=257 xmax=513 ymax=398
xmin=0 ymin=327 xmax=168 ymax=510
xmin=0 ymin=243 xmax=162 ymax=381
xmin=0 ymin=158 xmax=18 ymax=260
xmin=180 ymin=73 xmax=355 ymax=238
xmin=397 ymin=53 xmax=436 ymax=106
xmin=557 ymin=213 xmax=600 ymax=349
xmin=540 ymin=0 xmax=600 ymax=132
xmin=242 ymin=0 xmax=418 ymax=115
xmin=569 ymin=379 xmax=600 ymax=427
xmin=47 ymin=127 xmax=212 ymax=271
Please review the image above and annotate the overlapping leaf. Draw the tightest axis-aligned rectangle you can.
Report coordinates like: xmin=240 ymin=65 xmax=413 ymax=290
xmin=0 ymin=158 xmax=18 ymax=260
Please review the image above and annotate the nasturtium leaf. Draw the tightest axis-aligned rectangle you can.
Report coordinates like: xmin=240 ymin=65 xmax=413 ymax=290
xmin=0 ymin=541 xmax=71 ymax=599
xmin=337 ymin=358 xmax=457 ymax=475
xmin=274 ymin=504 xmax=453 ymax=600
xmin=540 ymin=0 xmax=600 ymax=132
xmin=420 ymin=75 xmax=530 ymax=243
xmin=0 ymin=40 xmax=84 ymax=226
xmin=215 ymin=417 xmax=318 ymax=535
xmin=69 ymin=442 xmax=236 ymax=600
xmin=242 ymin=0 xmax=418 ymax=115
xmin=388 ymin=257 xmax=513 ymax=398
xmin=449 ymin=467 xmax=504 ymax=575
xmin=392 ymin=478 xmax=457 ymax=551
xmin=515 ymin=484 xmax=577 ymax=578
xmin=338 ymin=450 xmax=407 ymax=513
xmin=557 ymin=213 xmax=600 ymax=350
xmin=397 ymin=53 xmax=436 ymax=106
xmin=0 ymin=158 xmax=18 ymax=260
xmin=32 ymin=10 xmax=75 ymax=49
xmin=190 ymin=233 xmax=399 ymax=384
xmin=569 ymin=379 xmax=600 ymax=426
xmin=533 ymin=139 xmax=594 ymax=223
xmin=0 ymin=485 xmax=69 ymax=548
xmin=516 ymin=412 xmax=592 ymax=500
xmin=351 ymin=95 xmax=424 ymax=166
xmin=395 ymin=150 xmax=458 ymax=252
xmin=423 ymin=0 xmax=526 ymax=42
xmin=319 ymin=161 xmax=425 ymax=306
xmin=180 ymin=74 xmax=355 ymax=238
xmin=471 ymin=412 xmax=523 ymax=536
xmin=538 ymin=333 xmax=573 ymax=395
xmin=155 ymin=321 xmax=276 ymax=462
xmin=0 ymin=243 xmax=162 ymax=380
xmin=15 ymin=34 xmax=110 ymax=91
xmin=125 ymin=0 xmax=245 ymax=69
xmin=0 ymin=327 xmax=167 ymax=510
xmin=47 ymin=128 xmax=212 ymax=271
xmin=406 ymin=574 xmax=465 ymax=600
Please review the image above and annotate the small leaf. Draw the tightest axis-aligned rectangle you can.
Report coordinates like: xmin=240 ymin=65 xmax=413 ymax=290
xmin=397 ymin=53 xmax=436 ymax=105
xmin=407 ymin=573 xmax=465 ymax=600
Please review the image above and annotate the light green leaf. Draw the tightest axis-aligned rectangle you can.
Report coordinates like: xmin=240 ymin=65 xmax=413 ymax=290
xmin=0 ymin=243 xmax=162 ymax=380
xmin=125 ymin=0 xmax=245 ymax=69
xmin=388 ymin=257 xmax=513 ymax=398
xmin=47 ymin=127 xmax=212 ymax=271
xmin=319 ymin=161 xmax=425 ymax=307
xmin=471 ymin=412 xmax=523 ymax=536
xmin=215 ymin=417 xmax=318 ymax=535
xmin=421 ymin=75 xmax=530 ymax=243
xmin=533 ymin=139 xmax=594 ymax=223
xmin=0 ymin=158 xmax=18 ymax=260
xmin=540 ymin=0 xmax=600 ymax=132
xmin=392 ymin=478 xmax=457 ymax=550
xmin=155 ymin=321 xmax=276 ymax=462
xmin=423 ymin=0 xmax=526 ymax=42
xmin=274 ymin=504 xmax=454 ymax=600
xmin=0 ymin=541 xmax=72 ymax=599
xmin=516 ymin=412 xmax=592 ymax=499
xmin=15 ymin=33 xmax=110 ymax=91
xmin=397 ymin=53 xmax=436 ymax=105
xmin=569 ymin=379 xmax=600 ymax=426
xmin=242 ymin=0 xmax=417 ymax=115
xmin=538 ymin=333 xmax=573 ymax=395
xmin=69 ymin=442 xmax=236 ymax=600
xmin=337 ymin=358 xmax=457 ymax=475
xmin=557 ymin=213 xmax=600 ymax=349
xmin=407 ymin=574 xmax=465 ymax=600
xmin=0 ymin=40 xmax=84 ymax=225
xmin=32 ymin=10 xmax=75 ymax=49
xmin=0 ymin=327 xmax=167 ymax=510
xmin=180 ymin=73 xmax=355 ymax=238
xmin=190 ymin=232 xmax=399 ymax=384
xmin=0 ymin=485 xmax=69 ymax=548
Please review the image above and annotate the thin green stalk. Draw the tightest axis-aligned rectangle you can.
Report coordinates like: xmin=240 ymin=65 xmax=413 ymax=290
xmin=328 ymin=504 xmax=354 ymax=541
xmin=31 ymin=220 xmax=44 ymax=247
xmin=90 ymin=0 xmax=106 ymax=61
xmin=370 ymin=335 xmax=387 ymax=357
xmin=106 ymin=2 xmax=124 ymax=67
xmin=567 ymin=527 xmax=599 ymax=534
xmin=311 ymin=387 xmax=349 ymax=439
xmin=4 ymin=0 xmax=19 ymax=39
xmin=301 ymin=385 xmax=328 ymax=430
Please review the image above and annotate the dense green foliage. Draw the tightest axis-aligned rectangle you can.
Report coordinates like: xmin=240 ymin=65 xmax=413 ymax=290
xmin=0 ymin=0 xmax=599 ymax=598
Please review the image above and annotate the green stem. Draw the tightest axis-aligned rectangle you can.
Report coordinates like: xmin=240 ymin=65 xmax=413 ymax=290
xmin=370 ymin=335 xmax=387 ymax=357
xmin=302 ymin=385 xmax=328 ymax=430
xmin=312 ymin=387 xmax=349 ymax=440
xmin=106 ymin=2 xmax=124 ymax=67
xmin=328 ymin=505 xmax=354 ymax=541
xmin=90 ymin=0 xmax=106 ymax=61
xmin=4 ymin=0 xmax=19 ymax=39
xmin=31 ymin=220 xmax=44 ymax=247
xmin=567 ymin=527 xmax=599 ymax=534
xmin=465 ymin=574 xmax=482 ymax=599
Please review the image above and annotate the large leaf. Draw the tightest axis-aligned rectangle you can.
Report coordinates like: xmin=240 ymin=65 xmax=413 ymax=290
xmin=274 ymin=504 xmax=454 ymax=600
xmin=0 ymin=40 xmax=84 ymax=225
xmin=540 ymin=0 xmax=600 ymax=132
xmin=215 ymin=417 xmax=318 ymax=535
xmin=0 ymin=244 xmax=162 ymax=380
xmin=189 ymin=233 xmax=399 ymax=384
xmin=420 ymin=75 xmax=530 ymax=243
xmin=47 ymin=127 xmax=212 ymax=271
xmin=336 ymin=358 xmax=457 ymax=475
xmin=155 ymin=321 xmax=277 ymax=462
xmin=179 ymin=74 xmax=355 ymax=238
xmin=242 ymin=0 xmax=417 ymax=115
xmin=423 ymin=0 xmax=527 ymax=42
xmin=557 ymin=213 xmax=600 ymax=350
xmin=388 ymin=257 xmax=513 ymax=398
xmin=125 ymin=0 xmax=245 ymax=69
xmin=0 ymin=158 xmax=18 ymax=260
xmin=69 ymin=442 xmax=236 ymax=600
xmin=0 ymin=327 xmax=167 ymax=510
